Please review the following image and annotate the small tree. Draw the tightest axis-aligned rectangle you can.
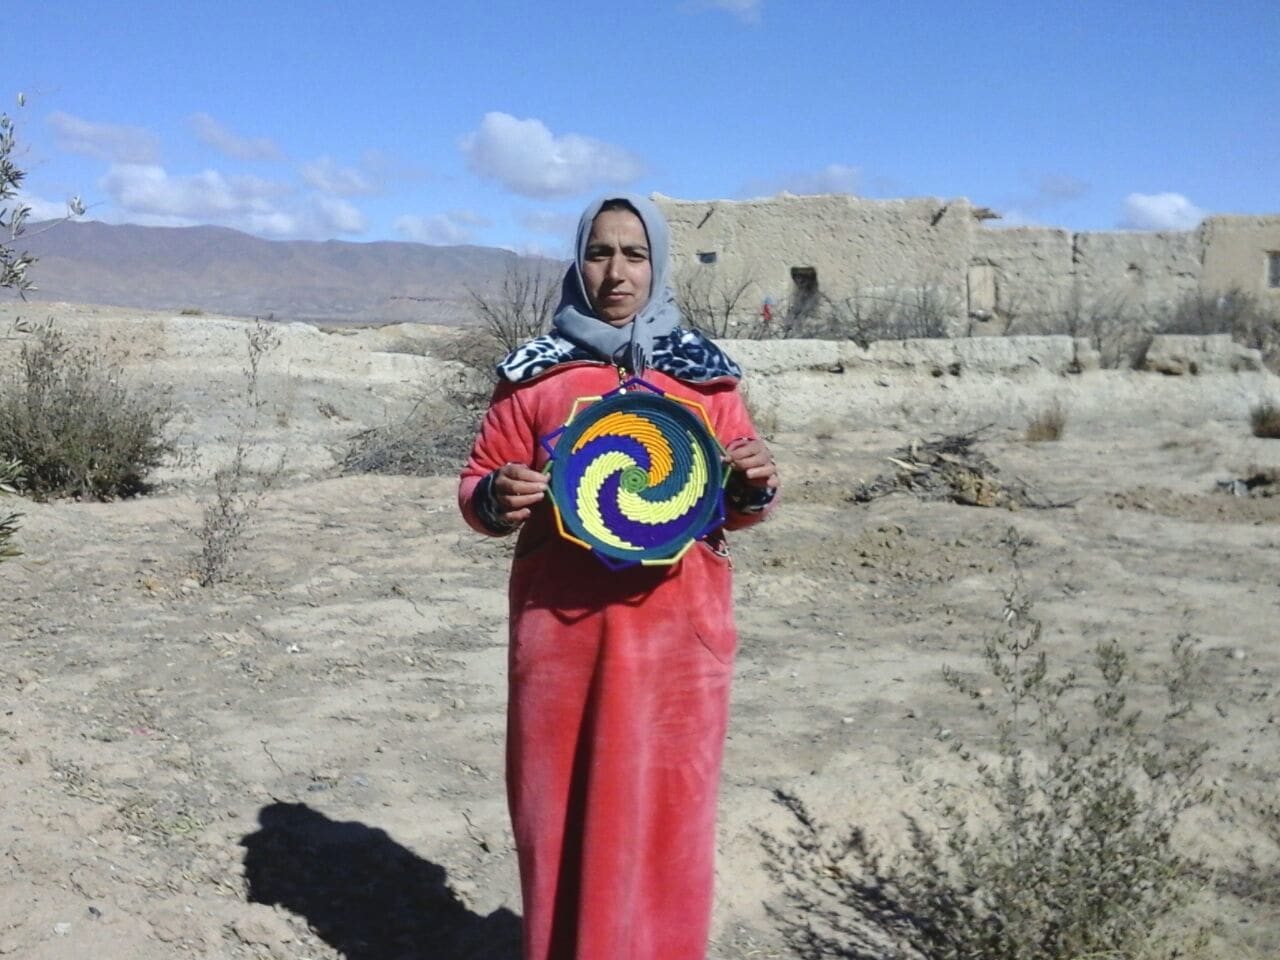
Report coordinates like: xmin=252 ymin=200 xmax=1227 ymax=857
xmin=468 ymin=261 xmax=560 ymax=353
xmin=674 ymin=267 xmax=756 ymax=338
xmin=824 ymin=291 xmax=901 ymax=345
xmin=0 ymin=459 xmax=21 ymax=562
xmin=2 ymin=96 xmax=82 ymax=296
xmin=192 ymin=321 xmax=283 ymax=586
xmin=1 ymin=98 xmax=31 ymax=557
xmin=1 ymin=108 xmax=34 ymax=294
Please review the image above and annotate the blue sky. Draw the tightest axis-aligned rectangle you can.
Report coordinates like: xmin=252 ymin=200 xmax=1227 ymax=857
xmin=8 ymin=0 xmax=1278 ymax=252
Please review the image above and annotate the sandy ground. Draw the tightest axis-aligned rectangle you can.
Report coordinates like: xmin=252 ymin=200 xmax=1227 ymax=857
xmin=2 ymin=305 xmax=1279 ymax=959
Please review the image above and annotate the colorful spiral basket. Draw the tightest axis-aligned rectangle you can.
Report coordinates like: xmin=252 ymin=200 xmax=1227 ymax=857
xmin=540 ymin=378 xmax=729 ymax=569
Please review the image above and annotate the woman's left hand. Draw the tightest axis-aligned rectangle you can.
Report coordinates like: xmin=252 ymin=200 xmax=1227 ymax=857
xmin=724 ymin=437 xmax=778 ymax=490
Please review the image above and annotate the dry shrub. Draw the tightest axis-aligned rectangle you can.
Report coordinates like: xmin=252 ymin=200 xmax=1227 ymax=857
xmin=795 ymin=285 xmax=955 ymax=345
xmin=1250 ymin=401 xmax=1280 ymax=439
xmin=1162 ymin=288 xmax=1274 ymax=342
xmin=1068 ymin=296 xmax=1152 ymax=369
xmin=191 ymin=321 xmax=283 ymax=586
xmin=436 ymin=328 xmax=508 ymax=382
xmin=468 ymin=261 xmax=559 ymax=353
xmin=673 ymin=272 xmax=958 ymax=344
xmin=1024 ymin=402 xmax=1066 ymax=442
xmin=343 ymin=393 xmax=482 ymax=478
xmin=765 ymin=532 xmax=1210 ymax=960
xmin=346 ymin=288 xmax=524 ymax=478
xmin=675 ymin=268 xmax=760 ymax=338
xmin=193 ymin=442 xmax=281 ymax=587
xmin=1159 ymin=289 xmax=1280 ymax=373
xmin=0 ymin=322 xmax=175 ymax=499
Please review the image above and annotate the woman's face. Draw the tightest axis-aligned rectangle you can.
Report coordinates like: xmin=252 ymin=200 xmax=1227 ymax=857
xmin=582 ymin=208 xmax=652 ymax=327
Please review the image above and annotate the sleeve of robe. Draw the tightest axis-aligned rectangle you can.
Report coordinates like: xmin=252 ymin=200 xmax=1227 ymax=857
xmin=709 ymin=383 xmax=779 ymax=531
xmin=457 ymin=380 xmax=536 ymax=537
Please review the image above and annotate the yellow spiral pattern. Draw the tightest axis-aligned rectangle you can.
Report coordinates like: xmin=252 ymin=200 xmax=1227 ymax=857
xmin=570 ymin=428 xmax=709 ymax=551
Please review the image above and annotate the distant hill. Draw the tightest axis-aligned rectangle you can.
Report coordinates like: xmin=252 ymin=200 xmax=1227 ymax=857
xmin=13 ymin=220 xmax=562 ymax=325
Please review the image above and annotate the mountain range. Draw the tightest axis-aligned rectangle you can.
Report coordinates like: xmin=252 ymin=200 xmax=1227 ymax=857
xmin=13 ymin=220 xmax=561 ymax=325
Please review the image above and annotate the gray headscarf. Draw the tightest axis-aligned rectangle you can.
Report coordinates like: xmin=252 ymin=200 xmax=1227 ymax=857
xmin=551 ymin=193 xmax=683 ymax=374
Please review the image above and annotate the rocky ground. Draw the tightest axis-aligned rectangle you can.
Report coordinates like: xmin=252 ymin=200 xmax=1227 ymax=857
xmin=1 ymin=304 xmax=1279 ymax=959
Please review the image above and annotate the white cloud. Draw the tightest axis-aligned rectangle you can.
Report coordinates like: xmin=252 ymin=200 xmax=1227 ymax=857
xmin=704 ymin=0 xmax=762 ymax=23
xmin=743 ymin=163 xmax=861 ymax=198
xmin=301 ymin=156 xmax=377 ymax=196
xmin=312 ymin=194 xmax=367 ymax=234
xmin=520 ymin=209 xmax=578 ymax=236
xmin=507 ymin=240 xmax=571 ymax=259
xmin=90 ymin=163 xmax=371 ymax=237
xmin=460 ymin=112 xmax=645 ymax=199
xmin=101 ymin=164 xmax=284 ymax=221
xmin=48 ymin=111 xmax=160 ymax=163
xmin=242 ymin=210 xmax=299 ymax=236
xmin=1120 ymin=192 xmax=1205 ymax=231
xmin=394 ymin=210 xmax=491 ymax=245
xmin=189 ymin=112 xmax=282 ymax=161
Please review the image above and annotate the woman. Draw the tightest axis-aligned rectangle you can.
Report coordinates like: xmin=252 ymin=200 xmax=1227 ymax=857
xmin=458 ymin=193 xmax=778 ymax=960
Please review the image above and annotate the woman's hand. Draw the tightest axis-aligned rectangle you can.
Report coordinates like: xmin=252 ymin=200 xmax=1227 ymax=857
xmin=724 ymin=437 xmax=778 ymax=490
xmin=492 ymin=463 xmax=549 ymax=525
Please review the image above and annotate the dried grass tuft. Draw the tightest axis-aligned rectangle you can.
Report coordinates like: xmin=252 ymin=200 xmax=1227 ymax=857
xmin=1250 ymin=401 xmax=1280 ymax=439
xmin=1024 ymin=402 xmax=1067 ymax=442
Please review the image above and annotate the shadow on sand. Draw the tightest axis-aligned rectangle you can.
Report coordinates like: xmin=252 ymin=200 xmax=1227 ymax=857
xmin=241 ymin=802 xmax=521 ymax=960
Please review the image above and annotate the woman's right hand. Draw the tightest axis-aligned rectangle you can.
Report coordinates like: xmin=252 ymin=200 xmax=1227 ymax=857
xmin=492 ymin=463 xmax=549 ymax=525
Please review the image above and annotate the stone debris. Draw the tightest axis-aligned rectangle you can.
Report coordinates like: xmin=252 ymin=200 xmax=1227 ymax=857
xmin=1216 ymin=468 xmax=1279 ymax=498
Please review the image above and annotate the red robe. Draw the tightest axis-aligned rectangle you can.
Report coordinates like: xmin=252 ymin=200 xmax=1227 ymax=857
xmin=458 ymin=362 xmax=774 ymax=960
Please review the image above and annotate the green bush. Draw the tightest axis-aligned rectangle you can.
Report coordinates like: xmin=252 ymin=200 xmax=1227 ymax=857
xmin=0 ymin=323 xmax=176 ymax=499
xmin=765 ymin=533 xmax=1209 ymax=960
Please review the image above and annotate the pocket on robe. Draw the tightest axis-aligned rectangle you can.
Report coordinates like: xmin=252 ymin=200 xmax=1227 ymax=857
xmin=686 ymin=542 xmax=738 ymax=665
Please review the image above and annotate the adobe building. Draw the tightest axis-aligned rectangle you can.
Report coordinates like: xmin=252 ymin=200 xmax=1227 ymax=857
xmin=653 ymin=193 xmax=1280 ymax=333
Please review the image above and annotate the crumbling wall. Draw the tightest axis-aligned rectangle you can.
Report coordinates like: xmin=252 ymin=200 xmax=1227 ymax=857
xmin=1073 ymin=230 xmax=1203 ymax=318
xmin=655 ymin=192 xmax=1278 ymax=338
xmin=970 ymin=227 xmax=1074 ymax=333
xmin=1202 ymin=215 xmax=1280 ymax=299
xmin=656 ymin=193 xmax=973 ymax=325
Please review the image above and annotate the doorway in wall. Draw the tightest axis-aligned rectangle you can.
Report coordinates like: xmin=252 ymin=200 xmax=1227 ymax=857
xmin=789 ymin=266 xmax=819 ymax=329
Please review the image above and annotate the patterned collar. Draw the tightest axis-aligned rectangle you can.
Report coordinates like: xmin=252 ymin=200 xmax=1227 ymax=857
xmin=496 ymin=327 xmax=743 ymax=384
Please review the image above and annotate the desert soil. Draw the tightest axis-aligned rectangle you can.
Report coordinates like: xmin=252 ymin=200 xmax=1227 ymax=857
xmin=1 ymin=304 xmax=1279 ymax=959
